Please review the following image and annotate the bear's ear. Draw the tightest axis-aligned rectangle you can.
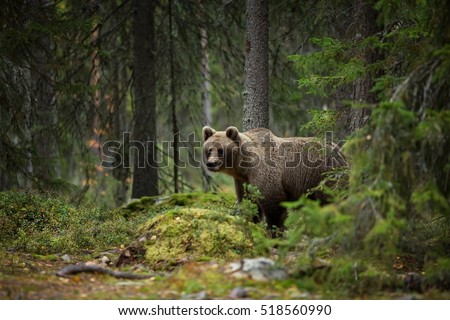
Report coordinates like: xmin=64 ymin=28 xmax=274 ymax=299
xmin=202 ymin=126 xmax=216 ymax=141
xmin=225 ymin=126 xmax=240 ymax=142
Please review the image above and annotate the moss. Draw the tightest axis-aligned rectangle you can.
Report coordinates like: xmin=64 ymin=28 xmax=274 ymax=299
xmin=123 ymin=196 xmax=156 ymax=212
xmin=0 ymin=191 xmax=136 ymax=254
xmin=123 ymin=206 xmax=268 ymax=270
xmin=120 ymin=192 xmax=236 ymax=218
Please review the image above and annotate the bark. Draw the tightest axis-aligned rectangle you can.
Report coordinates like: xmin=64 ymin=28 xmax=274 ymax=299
xmin=0 ymin=57 xmax=33 ymax=190
xmin=350 ymin=0 xmax=379 ymax=131
xmin=200 ymin=23 xmax=212 ymax=192
xmin=111 ymin=33 xmax=130 ymax=206
xmin=23 ymin=64 xmax=33 ymax=189
xmin=243 ymin=0 xmax=269 ymax=131
xmin=200 ymin=27 xmax=212 ymax=127
xmin=336 ymin=0 xmax=381 ymax=137
xmin=31 ymin=3 xmax=60 ymax=182
xmin=131 ymin=0 xmax=159 ymax=198
xmin=89 ymin=26 xmax=104 ymax=199
xmin=30 ymin=0 xmax=59 ymax=184
xmin=169 ymin=0 xmax=180 ymax=194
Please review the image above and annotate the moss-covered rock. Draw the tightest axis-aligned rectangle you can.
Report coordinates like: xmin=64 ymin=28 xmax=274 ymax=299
xmin=117 ymin=205 xmax=269 ymax=270
xmin=119 ymin=192 xmax=236 ymax=218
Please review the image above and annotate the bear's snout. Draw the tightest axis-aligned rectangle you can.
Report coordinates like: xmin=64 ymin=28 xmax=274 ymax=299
xmin=206 ymin=160 xmax=222 ymax=171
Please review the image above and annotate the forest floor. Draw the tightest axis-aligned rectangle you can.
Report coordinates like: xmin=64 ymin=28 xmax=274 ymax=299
xmin=1 ymin=192 xmax=449 ymax=300
xmin=0 ymin=250 xmax=315 ymax=300
xmin=2 ymin=249 xmax=449 ymax=300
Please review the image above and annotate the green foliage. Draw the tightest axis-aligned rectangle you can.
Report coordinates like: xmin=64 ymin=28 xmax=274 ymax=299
xmin=285 ymin=196 xmax=338 ymax=240
xmin=289 ymin=38 xmax=365 ymax=97
xmin=284 ymin=101 xmax=450 ymax=277
xmin=280 ymin=3 xmax=450 ymax=297
xmin=282 ymin=195 xmax=351 ymax=270
xmin=299 ymin=110 xmax=337 ymax=136
xmin=238 ymin=184 xmax=264 ymax=223
xmin=411 ymin=183 xmax=450 ymax=217
xmin=345 ymin=102 xmax=449 ymax=259
xmin=0 ymin=191 xmax=135 ymax=254
xmin=424 ymin=258 xmax=450 ymax=290
xmin=315 ymin=257 xmax=400 ymax=297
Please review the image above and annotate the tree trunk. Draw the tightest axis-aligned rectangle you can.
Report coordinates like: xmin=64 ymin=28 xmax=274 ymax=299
xmin=169 ymin=0 xmax=180 ymax=194
xmin=0 ymin=58 xmax=34 ymax=190
xmin=243 ymin=0 xmax=269 ymax=131
xmin=350 ymin=0 xmax=380 ymax=131
xmin=200 ymin=27 xmax=212 ymax=127
xmin=30 ymin=0 xmax=59 ymax=184
xmin=90 ymin=26 xmax=104 ymax=198
xmin=131 ymin=0 xmax=158 ymax=198
xmin=200 ymin=24 xmax=212 ymax=192
xmin=111 ymin=22 xmax=130 ymax=206
xmin=32 ymin=36 xmax=59 ymax=182
xmin=337 ymin=0 xmax=381 ymax=137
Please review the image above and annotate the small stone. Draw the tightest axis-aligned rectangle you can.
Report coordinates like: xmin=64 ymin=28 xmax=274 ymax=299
xmin=290 ymin=292 xmax=311 ymax=299
xmin=100 ymin=256 xmax=110 ymax=266
xmin=183 ymin=291 xmax=208 ymax=300
xmin=229 ymin=287 xmax=248 ymax=299
xmin=123 ymin=249 xmax=131 ymax=257
xmin=195 ymin=291 xmax=208 ymax=300
xmin=226 ymin=258 xmax=287 ymax=281
xmin=61 ymin=254 xmax=71 ymax=262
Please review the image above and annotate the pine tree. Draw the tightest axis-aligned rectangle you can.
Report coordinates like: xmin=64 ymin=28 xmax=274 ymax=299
xmin=243 ymin=0 xmax=269 ymax=131
xmin=131 ymin=0 xmax=158 ymax=198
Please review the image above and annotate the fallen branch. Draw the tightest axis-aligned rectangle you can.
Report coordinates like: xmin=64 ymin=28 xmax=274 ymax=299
xmin=56 ymin=264 xmax=155 ymax=280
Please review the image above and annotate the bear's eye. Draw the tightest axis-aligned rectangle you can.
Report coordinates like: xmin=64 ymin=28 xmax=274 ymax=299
xmin=218 ymin=149 xmax=224 ymax=156
xmin=207 ymin=148 xmax=212 ymax=156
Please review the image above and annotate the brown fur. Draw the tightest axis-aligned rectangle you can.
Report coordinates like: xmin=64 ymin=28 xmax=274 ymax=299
xmin=202 ymin=126 xmax=347 ymax=234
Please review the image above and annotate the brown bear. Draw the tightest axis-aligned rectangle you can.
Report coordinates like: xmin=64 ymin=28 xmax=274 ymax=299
xmin=202 ymin=126 xmax=347 ymax=234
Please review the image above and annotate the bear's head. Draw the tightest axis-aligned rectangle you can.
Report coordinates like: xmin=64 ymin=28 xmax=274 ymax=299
xmin=202 ymin=126 xmax=242 ymax=173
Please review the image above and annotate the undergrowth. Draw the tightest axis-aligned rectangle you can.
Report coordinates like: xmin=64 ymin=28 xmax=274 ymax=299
xmin=282 ymin=92 xmax=450 ymax=295
xmin=0 ymin=191 xmax=135 ymax=254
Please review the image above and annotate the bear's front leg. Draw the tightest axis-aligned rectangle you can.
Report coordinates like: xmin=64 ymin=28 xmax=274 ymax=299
xmin=234 ymin=179 xmax=244 ymax=204
xmin=260 ymin=201 xmax=287 ymax=238
xmin=232 ymin=179 xmax=245 ymax=217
